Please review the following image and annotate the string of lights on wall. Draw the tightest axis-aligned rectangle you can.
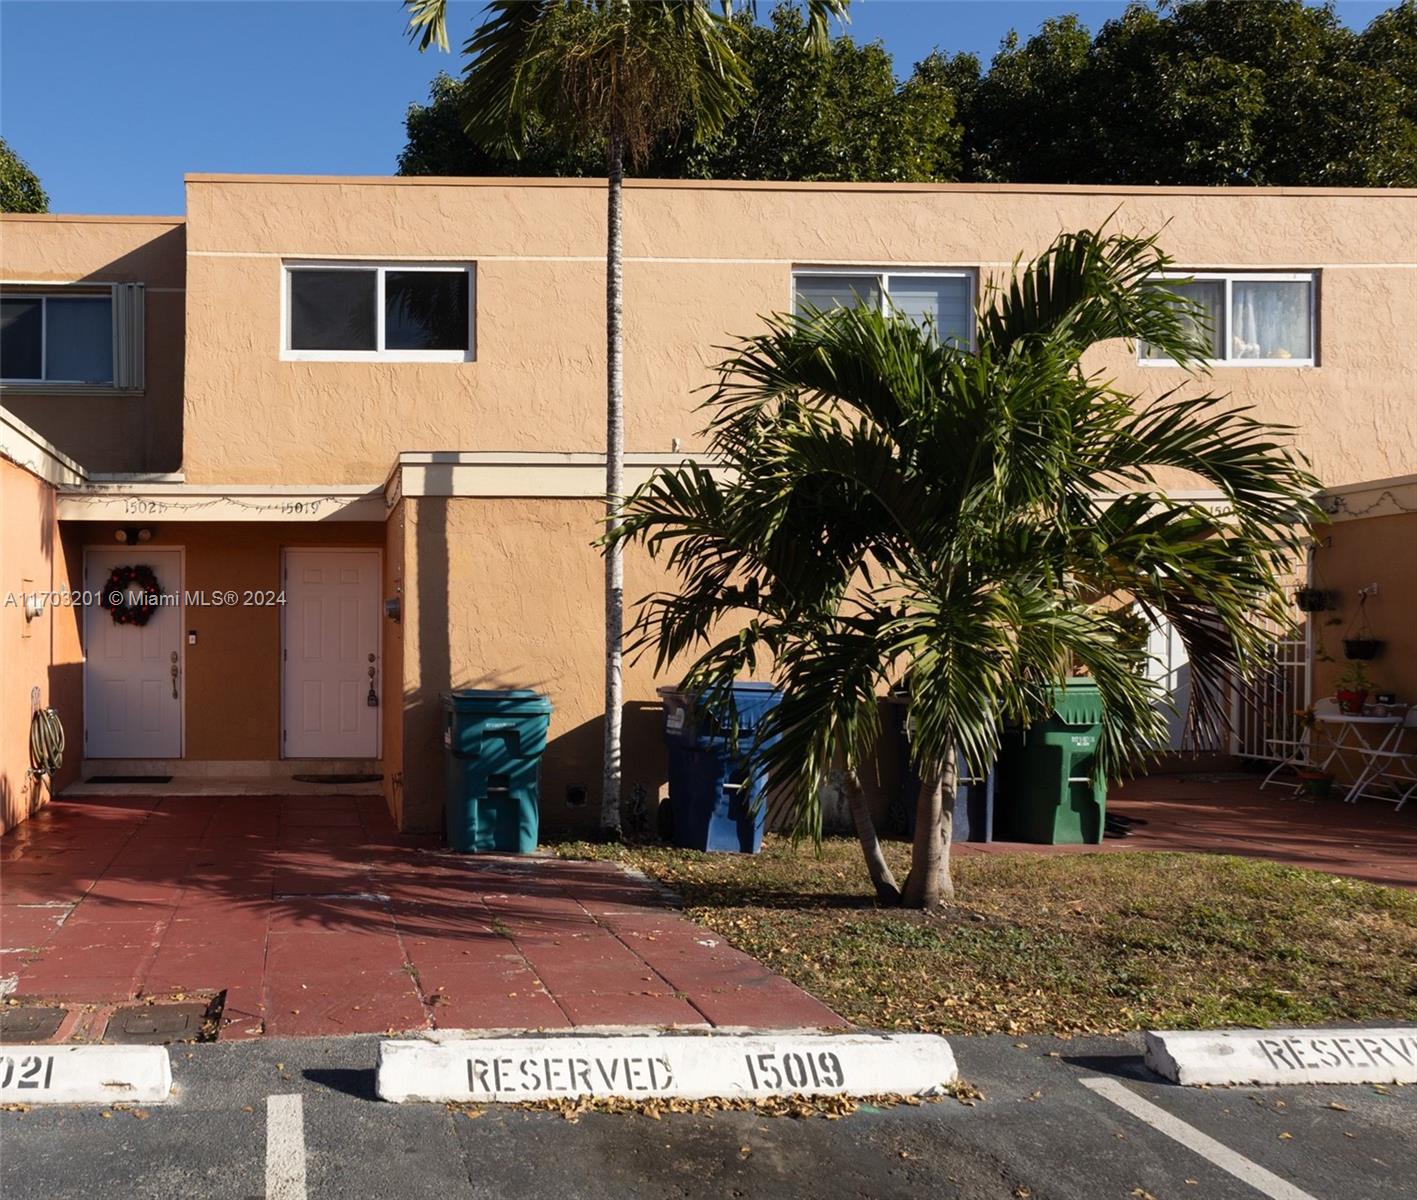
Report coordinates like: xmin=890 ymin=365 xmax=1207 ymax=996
xmin=1320 ymin=489 xmax=1417 ymax=519
xmin=58 ymin=492 xmax=383 ymax=518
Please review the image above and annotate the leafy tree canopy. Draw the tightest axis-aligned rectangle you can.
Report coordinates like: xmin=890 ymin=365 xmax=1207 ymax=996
xmin=0 ymin=138 xmax=48 ymax=213
xmin=401 ymin=0 xmax=1417 ymax=186
xmin=968 ymin=0 xmax=1417 ymax=186
xmin=400 ymin=4 xmax=963 ymax=182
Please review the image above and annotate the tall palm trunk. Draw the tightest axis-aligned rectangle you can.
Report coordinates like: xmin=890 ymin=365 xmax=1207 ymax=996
xmin=901 ymin=743 xmax=957 ymax=909
xmin=601 ymin=126 xmax=626 ymax=839
xmin=843 ymin=768 xmax=900 ymax=903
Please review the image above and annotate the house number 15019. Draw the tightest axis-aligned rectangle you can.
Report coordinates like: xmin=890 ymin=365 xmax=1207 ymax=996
xmin=0 ymin=1054 xmax=56 ymax=1089
xmin=742 ymin=1049 xmax=844 ymax=1091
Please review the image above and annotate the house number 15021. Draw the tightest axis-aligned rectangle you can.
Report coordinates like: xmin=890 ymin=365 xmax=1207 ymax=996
xmin=742 ymin=1049 xmax=844 ymax=1091
xmin=0 ymin=1054 xmax=56 ymax=1089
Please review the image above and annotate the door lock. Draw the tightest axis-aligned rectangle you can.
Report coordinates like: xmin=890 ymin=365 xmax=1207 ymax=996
xmin=170 ymin=650 xmax=179 ymax=700
xmin=367 ymin=661 xmax=378 ymax=708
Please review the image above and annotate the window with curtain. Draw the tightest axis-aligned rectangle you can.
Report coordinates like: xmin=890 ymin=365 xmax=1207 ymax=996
xmin=794 ymin=270 xmax=975 ymax=349
xmin=1140 ymin=273 xmax=1316 ymax=365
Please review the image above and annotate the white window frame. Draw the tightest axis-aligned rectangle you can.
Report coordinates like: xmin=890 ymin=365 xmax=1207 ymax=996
xmin=1139 ymin=271 xmax=1317 ymax=369
xmin=281 ymin=261 xmax=476 ymax=364
xmin=791 ymin=267 xmax=978 ymax=350
xmin=0 ymin=290 xmax=116 ymax=385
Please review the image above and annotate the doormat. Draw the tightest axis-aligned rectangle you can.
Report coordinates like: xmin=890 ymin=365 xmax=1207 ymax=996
xmin=85 ymin=775 xmax=174 ymax=784
xmin=291 ymin=773 xmax=382 ymax=785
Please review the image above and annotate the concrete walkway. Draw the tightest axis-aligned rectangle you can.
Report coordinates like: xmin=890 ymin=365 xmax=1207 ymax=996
xmin=958 ymin=772 xmax=1417 ymax=889
xmin=0 ymin=795 xmax=843 ymax=1040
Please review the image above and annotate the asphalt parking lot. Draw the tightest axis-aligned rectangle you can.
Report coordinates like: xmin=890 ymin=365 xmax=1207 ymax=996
xmin=1 ymin=1031 xmax=1411 ymax=1200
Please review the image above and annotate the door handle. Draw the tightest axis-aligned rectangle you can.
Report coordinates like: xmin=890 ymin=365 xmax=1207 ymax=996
xmin=170 ymin=650 xmax=179 ymax=700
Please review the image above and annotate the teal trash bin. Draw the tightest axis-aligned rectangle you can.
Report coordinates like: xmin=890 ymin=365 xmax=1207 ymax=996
xmin=997 ymin=681 xmax=1107 ymax=845
xmin=443 ymin=689 xmax=552 ymax=854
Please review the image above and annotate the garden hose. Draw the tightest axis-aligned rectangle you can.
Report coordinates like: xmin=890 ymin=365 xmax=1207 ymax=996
xmin=28 ymin=707 xmax=65 ymax=784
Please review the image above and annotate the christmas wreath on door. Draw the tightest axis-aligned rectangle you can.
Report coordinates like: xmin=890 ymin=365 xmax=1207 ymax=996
xmin=101 ymin=564 xmax=161 ymax=627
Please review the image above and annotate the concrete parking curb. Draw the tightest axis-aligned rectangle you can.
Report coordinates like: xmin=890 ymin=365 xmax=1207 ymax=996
xmin=1144 ymin=1027 xmax=1417 ymax=1086
xmin=376 ymin=1030 xmax=957 ymax=1104
xmin=0 ymin=1044 xmax=172 ymax=1105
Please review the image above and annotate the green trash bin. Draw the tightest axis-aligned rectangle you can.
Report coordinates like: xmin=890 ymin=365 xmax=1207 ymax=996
xmin=998 ymin=681 xmax=1106 ymax=845
xmin=442 ymin=689 xmax=552 ymax=854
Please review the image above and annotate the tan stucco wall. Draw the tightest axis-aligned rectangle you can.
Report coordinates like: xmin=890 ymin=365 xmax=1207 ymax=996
xmin=180 ymin=176 xmax=1417 ymax=489
xmin=1312 ymin=511 xmax=1417 ymax=705
xmin=74 ymin=521 xmax=385 ymax=762
xmin=397 ymin=496 xmax=682 ymax=833
xmin=1 ymin=457 xmax=83 ymax=831
xmin=382 ymin=500 xmax=408 ymax=825
xmin=0 ymin=215 xmax=187 ymax=473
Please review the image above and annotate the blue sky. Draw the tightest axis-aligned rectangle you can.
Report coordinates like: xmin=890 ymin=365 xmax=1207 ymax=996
xmin=0 ymin=0 xmax=1395 ymax=215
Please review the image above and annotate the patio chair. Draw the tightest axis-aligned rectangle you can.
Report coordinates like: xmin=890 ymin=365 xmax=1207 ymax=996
xmin=1260 ymin=697 xmax=1339 ymax=790
xmin=1344 ymin=706 xmax=1417 ymax=812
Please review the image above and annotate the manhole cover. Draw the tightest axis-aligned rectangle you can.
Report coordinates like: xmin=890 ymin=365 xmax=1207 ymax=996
xmin=0 ymin=1005 xmax=66 ymax=1043
xmin=102 ymin=1001 xmax=213 ymax=1045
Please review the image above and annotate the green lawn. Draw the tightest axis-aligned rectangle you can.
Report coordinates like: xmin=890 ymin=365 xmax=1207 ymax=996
xmin=554 ymin=837 xmax=1417 ymax=1036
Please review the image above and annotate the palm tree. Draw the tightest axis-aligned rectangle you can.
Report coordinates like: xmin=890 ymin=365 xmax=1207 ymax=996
xmin=406 ymin=0 xmax=847 ymax=838
xmin=612 ymin=227 xmax=1321 ymax=906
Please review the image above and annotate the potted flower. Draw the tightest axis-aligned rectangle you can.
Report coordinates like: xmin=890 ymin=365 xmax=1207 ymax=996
xmin=1294 ymin=765 xmax=1335 ymax=800
xmin=1334 ymin=662 xmax=1371 ymax=715
xmin=1295 ymin=587 xmax=1330 ymax=613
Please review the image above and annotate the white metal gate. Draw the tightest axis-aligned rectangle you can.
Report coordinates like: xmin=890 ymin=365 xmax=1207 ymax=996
xmin=1231 ymin=616 xmax=1311 ymax=761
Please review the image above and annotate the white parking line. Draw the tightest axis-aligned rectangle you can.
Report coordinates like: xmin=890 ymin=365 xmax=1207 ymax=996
xmin=1080 ymin=1077 xmax=1318 ymax=1200
xmin=265 ymin=1093 xmax=307 ymax=1200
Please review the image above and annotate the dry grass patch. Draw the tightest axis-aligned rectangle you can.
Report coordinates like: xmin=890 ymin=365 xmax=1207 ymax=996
xmin=554 ymin=837 xmax=1417 ymax=1036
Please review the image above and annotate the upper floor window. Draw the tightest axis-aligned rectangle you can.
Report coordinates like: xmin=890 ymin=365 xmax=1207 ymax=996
xmin=283 ymin=263 xmax=474 ymax=362
xmin=1141 ymin=272 xmax=1316 ymax=367
xmin=2 ymin=293 xmax=113 ymax=384
xmin=793 ymin=269 xmax=975 ymax=349
xmin=0 ymin=284 xmax=144 ymax=392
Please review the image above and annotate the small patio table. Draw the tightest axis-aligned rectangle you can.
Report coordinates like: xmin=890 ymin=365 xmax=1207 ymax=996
xmin=1310 ymin=711 xmax=1405 ymax=804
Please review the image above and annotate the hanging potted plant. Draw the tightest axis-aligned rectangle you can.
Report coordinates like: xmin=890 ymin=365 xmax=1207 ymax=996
xmin=1294 ymin=586 xmax=1330 ymax=613
xmin=1341 ymin=587 xmax=1385 ymax=661
xmin=1334 ymin=662 xmax=1372 ymax=715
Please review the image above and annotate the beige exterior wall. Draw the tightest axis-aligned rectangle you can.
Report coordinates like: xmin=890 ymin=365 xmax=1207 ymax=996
xmin=395 ymin=496 xmax=679 ymax=833
xmin=1312 ymin=510 xmax=1417 ymax=705
xmin=181 ymin=176 xmax=1417 ymax=489
xmin=0 ymin=456 xmax=83 ymax=831
xmin=0 ymin=215 xmax=186 ymax=474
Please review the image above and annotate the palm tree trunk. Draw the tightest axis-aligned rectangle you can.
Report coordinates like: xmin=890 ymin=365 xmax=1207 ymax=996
xmin=844 ymin=768 xmax=900 ymax=903
xmin=601 ymin=125 xmax=626 ymax=839
xmin=901 ymin=744 xmax=958 ymax=909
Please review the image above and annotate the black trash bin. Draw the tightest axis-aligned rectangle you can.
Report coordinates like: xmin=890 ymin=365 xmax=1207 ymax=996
xmin=658 ymin=682 xmax=781 ymax=854
xmin=892 ymin=696 xmax=995 ymax=841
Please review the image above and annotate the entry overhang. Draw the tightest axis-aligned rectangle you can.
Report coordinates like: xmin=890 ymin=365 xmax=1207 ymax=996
xmin=56 ymin=481 xmax=386 ymax=522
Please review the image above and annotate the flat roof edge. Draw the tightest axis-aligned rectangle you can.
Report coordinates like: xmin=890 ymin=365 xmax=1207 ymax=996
xmin=183 ymin=173 xmax=1417 ymax=199
xmin=0 ymin=213 xmax=185 ymax=225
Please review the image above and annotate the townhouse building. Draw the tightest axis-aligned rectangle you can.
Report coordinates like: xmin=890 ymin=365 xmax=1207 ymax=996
xmin=3 ymin=176 xmax=1415 ymax=833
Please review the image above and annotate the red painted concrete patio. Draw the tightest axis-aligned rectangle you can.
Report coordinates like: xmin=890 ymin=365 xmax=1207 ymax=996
xmin=958 ymin=772 xmax=1417 ymax=889
xmin=0 ymin=794 xmax=843 ymax=1041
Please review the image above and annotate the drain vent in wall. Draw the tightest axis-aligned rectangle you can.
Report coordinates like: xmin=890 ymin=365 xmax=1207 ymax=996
xmin=291 ymin=773 xmax=382 ymax=784
xmin=86 ymin=775 xmax=174 ymax=784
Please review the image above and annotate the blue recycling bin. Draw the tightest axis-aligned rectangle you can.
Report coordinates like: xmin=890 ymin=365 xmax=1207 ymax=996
xmin=893 ymin=698 xmax=995 ymax=842
xmin=658 ymin=682 xmax=781 ymax=854
xmin=442 ymin=689 xmax=552 ymax=854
